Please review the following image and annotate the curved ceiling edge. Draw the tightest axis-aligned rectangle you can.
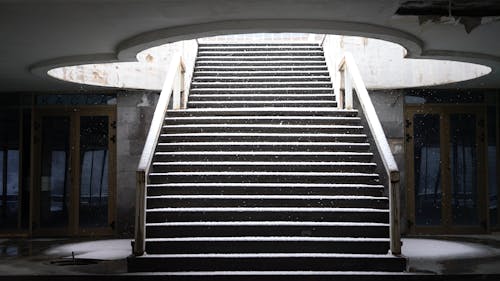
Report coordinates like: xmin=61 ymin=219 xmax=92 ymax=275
xmin=28 ymin=19 xmax=499 ymax=86
xmin=115 ymin=19 xmax=424 ymax=60
xmin=29 ymin=53 xmax=119 ymax=83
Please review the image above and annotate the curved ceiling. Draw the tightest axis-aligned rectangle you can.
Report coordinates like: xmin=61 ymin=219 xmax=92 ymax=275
xmin=45 ymin=35 xmax=492 ymax=90
xmin=2 ymin=0 xmax=500 ymax=93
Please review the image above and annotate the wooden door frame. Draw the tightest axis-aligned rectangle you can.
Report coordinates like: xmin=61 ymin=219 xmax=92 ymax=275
xmin=31 ymin=105 xmax=116 ymax=237
xmin=405 ymin=104 xmax=488 ymax=234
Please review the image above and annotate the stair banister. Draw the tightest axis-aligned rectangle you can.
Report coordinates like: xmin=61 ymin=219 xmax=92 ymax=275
xmin=134 ymin=53 xmax=186 ymax=256
xmin=337 ymin=52 xmax=401 ymax=255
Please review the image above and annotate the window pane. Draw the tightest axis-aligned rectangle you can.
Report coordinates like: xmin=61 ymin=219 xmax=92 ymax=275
xmin=414 ymin=114 xmax=442 ymax=226
xmin=450 ymin=114 xmax=478 ymax=225
xmin=0 ymin=110 xmax=20 ymax=229
xmin=39 ymin=117 xmax=71 ymax=228
xmin=79 ymin=116 xmax=109 ymax=228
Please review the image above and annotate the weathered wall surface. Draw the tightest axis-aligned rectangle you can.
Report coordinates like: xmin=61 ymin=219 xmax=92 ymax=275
xmin=116 ymin=91 xmax=159 ymax=236
xmin=322 ymin=35 xmax=490 ymax=89
xmin=365 ymin=90 xmax=408 ymax=233
xmin=353 ymin=90 xmax=407 ymax=233
xmin=48 ymin=40 xmax=198 ymax=91
xmin=49 ymin=34 xmax=490 ymax=91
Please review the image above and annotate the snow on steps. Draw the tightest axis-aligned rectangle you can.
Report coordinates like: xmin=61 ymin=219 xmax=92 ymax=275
xmin=127 ymin=42 xmax=406 ymax=274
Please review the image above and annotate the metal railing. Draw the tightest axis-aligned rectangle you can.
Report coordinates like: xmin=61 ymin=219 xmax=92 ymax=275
xmin=329 ymin=51 xmax=402 ymax=255
xmin=134 ymin=53 xmax=186 ymax=256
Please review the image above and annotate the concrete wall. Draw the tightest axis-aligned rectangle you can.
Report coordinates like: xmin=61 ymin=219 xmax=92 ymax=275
xmin=116 ymin=90 xmax=158 ymax=236
xmin=368 ymin=90 xmax=408 ymax=234
xmin=355 ymin=90 xmax=407 ymax=233
xmin=48 ymin=39 xmax=198 ymax=91
xmin=322 ymin=35 xmax=490 ymax=89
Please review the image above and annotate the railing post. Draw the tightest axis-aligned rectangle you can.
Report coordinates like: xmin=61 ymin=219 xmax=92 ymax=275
xmin=134 ymin=170 xmax=146 ymax=256
xmin=335 ymin=52 xmax=401 ymax=257
xmin=390 ymin=179 xmax=401 ymax=255
xmin=134 ymin=44 xmax=196 ymax=257
xmin=172 ymin=67 xmax=181 ymax=110
xmin=180 ymin=60 xmax=187 ymax=109
xmin=334 ymin=68 xmax=343 ymax=109
xmin=344 ymin=68 xmax=353 ymax=110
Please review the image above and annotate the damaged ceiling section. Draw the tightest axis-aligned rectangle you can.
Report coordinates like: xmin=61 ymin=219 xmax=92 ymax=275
xmin=396 ymin=0 xmax=500 ymax=33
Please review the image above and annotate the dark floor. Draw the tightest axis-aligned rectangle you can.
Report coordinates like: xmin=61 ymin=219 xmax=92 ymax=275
xmin=0 ymin=235 xmax=499 ymax=279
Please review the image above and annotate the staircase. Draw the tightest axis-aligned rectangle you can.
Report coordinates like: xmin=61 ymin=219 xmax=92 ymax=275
xmin=128 ymin=43 xmax=407 ymax=276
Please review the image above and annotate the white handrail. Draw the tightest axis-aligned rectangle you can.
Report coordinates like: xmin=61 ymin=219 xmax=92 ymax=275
xmin=134 ymin=52 xmax=185 ymax=256
xmin=336 ymin=52 xmax=401 ymax=255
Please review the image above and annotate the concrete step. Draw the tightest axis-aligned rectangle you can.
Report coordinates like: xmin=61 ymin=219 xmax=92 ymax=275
xmin=193 ymin=70 xmax=330 ymax=77
xmin=153 ymin=150 xmax=372 ymax=162
xmin=150 ymin=161 xmax=375 ymax=173
xmin=188 ymin=94 xmax=335 ymax=102
xmin=158 ymin=132 xmax=367 ymax=143
xmin=165 ymin=108 xmax=358 ymax=117
xmin=194 ymin=65 xmax=328 ymax=71
xmin=127 ymin=253 xmax=406 ymax=272
xmin=191 ymin=81 xmax=332 ymax=88
xmin=145 ymin=207 xmax=389 ymax=224
xmin=154 ymin=142 xmax=369 ymax=152
xmin=196 ymin=56 xmax=325 ymax=61
xmin=188 ymin=100 xmax=337 ymax=108
xmin=198 ymin=43 xmax=321 ymax=47
xmin=145 ymin=183 xmax=385 ymax=197
xmin=164 ymin=116 xmax=361 ymax=125
xmin=161 ymin=124 xmax=363 ymax=134
xmin=146 ymin=195 xmax=388 ymax=209
xmin=197 ymin=46 xmax=323 ymax=51
xmin=196 ymin=61 xmax=326 ymax=66
xmin=144 ymin=237 xmax=390 ymax=255
xmin=124 ymin=270 xmax=415 ymax=279
xmin=197 ymin=50 xmax=324 ymax=56
xmin=189 ymin=87 xmax=333 ymax=93
xmin=193 ymin=76 xmax=331 ymax=83
xmin=147 ymin=171 xmax=380 ymax=184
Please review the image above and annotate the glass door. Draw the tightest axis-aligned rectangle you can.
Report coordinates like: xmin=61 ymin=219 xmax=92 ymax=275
xmin=32 ymin=107 xmax=115 ymax=236
xmin=406 ymin=105 xmax=487 ymax=234
xmin=77 ymin=111 xmax=116 ymax=235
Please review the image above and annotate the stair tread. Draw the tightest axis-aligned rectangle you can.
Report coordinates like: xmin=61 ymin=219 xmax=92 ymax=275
xmin=137 ymin=253 xmax=397 ymax=258
xmin=153 ymin=161 xmax=373 ymax=165
xmin=196 ymin=56 xmax=325 ymax=59
xmin=192 ymin=81 xmax=329 ymax=85
xmin=194 ymin=76 xmax=330 ymax=80
xmin=165 ymin=116 xmax=359 ymax=120
xmin=156 ymin=142 xmax=368 ymax=146
xmin=147 ymin=183 xmax=384 ymax=188
xmin=169 ymin=107 xmax=356 ymax=112
xmin=127 ymin=270 xmax=412 ymax=276
xmin=191 ymin=88 xmax=332 ymax=91
xmin=147 ymin=207 xmax=389 ymax=213
xmin=146 ymin=195 xmax=386 ymax=200
xmin=163 ymin=124 xmax=361 ymax=129
xmin=198 ymin=43 xmax=320 ymax=46
xmin=159 ymin=133 xmax=366 ymax=138
xmin=149 ymin=171 xmax=378 ymax=176
xmin=145 ymin=237 xmax=390 ymax=242
xmin=195 ymin=70 xmax=329 ymax=73
xmin=198 ymin=46 xmax=322 ymax=49
xmin=195 ymin=66 xmax=327 ymax=69
xmin=198 ymin=51 xmax=323 ymax=54
xmin=189 ymin=94 xmax=334 ymax=97
xmin=155 ymin=151 xmax=371 ymax=155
